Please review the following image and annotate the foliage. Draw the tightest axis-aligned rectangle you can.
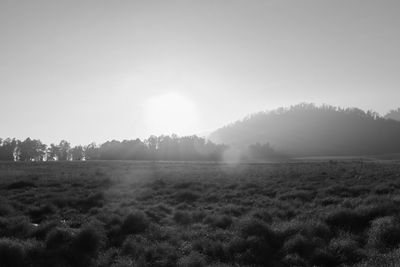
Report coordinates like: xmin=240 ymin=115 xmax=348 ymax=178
xmin=0 ymin=161 xmax=400 ymax=266
xmin=0 ymin=135 xmax=227 ymax=161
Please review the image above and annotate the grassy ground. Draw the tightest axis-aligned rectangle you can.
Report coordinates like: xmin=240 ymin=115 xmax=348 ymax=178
xmin=1 ymin=160 xmax=400 ymax=266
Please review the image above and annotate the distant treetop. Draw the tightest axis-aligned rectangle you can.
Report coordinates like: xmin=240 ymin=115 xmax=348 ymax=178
xmin=385 ymin=108 xmax=400 ymax=121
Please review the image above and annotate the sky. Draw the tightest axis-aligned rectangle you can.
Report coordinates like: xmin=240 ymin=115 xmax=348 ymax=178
xmin=1 ymin=0 xmax=400 ymax=145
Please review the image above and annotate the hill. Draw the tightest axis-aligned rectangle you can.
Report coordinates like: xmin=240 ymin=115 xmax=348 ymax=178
xmin=209 ymin=103 xmax=400 ymax=156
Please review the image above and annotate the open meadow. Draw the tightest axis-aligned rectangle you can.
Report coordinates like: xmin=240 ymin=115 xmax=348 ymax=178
xmin=1 ymin=160 xmax=400 ymax=267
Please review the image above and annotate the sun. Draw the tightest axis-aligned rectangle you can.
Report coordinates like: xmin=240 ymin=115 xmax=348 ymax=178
xmin=144 ymin=92 xmax=200 ymax=136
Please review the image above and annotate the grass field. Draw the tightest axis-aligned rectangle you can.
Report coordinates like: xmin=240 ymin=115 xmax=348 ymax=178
xmin=1 ymin=160 xmax=400 ymax=267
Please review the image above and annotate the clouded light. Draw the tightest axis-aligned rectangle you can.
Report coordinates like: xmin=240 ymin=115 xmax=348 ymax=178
xmin=143 ymin=92 xmax=200 ymax=136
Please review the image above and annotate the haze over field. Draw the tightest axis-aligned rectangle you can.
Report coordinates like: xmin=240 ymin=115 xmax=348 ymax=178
xmin=1 ymin=0 xmax=400 ymax=145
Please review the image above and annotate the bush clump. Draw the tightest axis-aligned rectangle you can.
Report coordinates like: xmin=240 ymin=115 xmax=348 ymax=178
xmin=203 ymin=214 xmax=232 ymax=229
xmin=282 ymin=233 xmax=315 ymax=258
xmin=121 ymin=211 xmax=150 ymax=235
xmin=0 ymin=203 xmax=14 ymax=216
xmin=328 ymin=234 xmax=365 ymax=264
xmin=325 ymin=208 xmax=366 ymax=232
xmin=0 ymin=216 xmax=34 ymax=239
xmin=367 ymin=216 xmax=400 ymax=251
xmin=72 ymin=226 xmax=105 ymax=256
xmin=229 ymin=218 xmax=282 ymax=265
xmin=121 ymin=235 xmax=178 ymax=266
xmin=45 ymin=227 xmax=74 ymax=250
xmin=6 ymin=181 xmax=36 ymax=190
xmin=173 ymin=211 xmax=192 ymax=225
xmin=178 ymin=251 xmax=207 ymax=267
xmin=28 ymin=204 xmax=57 ymax=222
xmin=175 ymin=190 xmax=200 ymax=203
xmin=0 ymin=238 xmax=26 ymax=267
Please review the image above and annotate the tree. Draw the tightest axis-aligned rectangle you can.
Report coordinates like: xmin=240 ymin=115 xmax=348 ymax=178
xmin=0 ymin=138 xmax=18 ymax=161
xmin=70 ymin=146 xmax=84 ymax=161
xmin=57 ymin=140 xmax=71 ymax=161
xmin=84 ymin=143 xmax=100 ymax=160
xmin=385 ymin=108 xmax=400 ymax=121
xmin=17 ymin=138 xmax=46 ymax=161
xmin=47 ymin=144 xmax=60 ymax=161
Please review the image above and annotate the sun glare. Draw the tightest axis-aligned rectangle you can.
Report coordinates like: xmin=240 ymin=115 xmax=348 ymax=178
xmin=144 ymin=92 xmax=200 ymax=136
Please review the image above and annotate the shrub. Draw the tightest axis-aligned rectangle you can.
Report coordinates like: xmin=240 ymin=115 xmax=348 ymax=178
xmin=28 ymin=203 xmax=57 ymax=222
xmin=311 ymin=248 xmax=337 ymax=267
xmin=279 ymin=190 xmax=316 ymax=202
xmin=356 ymin=249 xmax=400 ymax=267
xmin=110 ymin=256 xmax=135 ymax=267
xmin=145 ymin=208 xmax=166 ymax=223
xmin=1 ymin=216 xmax=34 ymax=239
xmin=325 ymin=208 xmax=366 ymax=232
xmin=45 ymin=227 xmax=74 ymax=250
xmin=178 ymin=251 xmax=207 ymax=267
xmin=96 ymin=247 xmax=119 ymax=267
xmin=282 ymin=253 xmax=307 ymax=267
xmin=173 ymin=211 xmax=192 ymax=225
xmin=278 ymin=220 xmax=332 ymax=241
xmin=328 ymin=234 xmax=365 ymax=264
xmin=320 ymin=196 xmax=341 ymax=206
xmin=367 ymin=216 xmax=400 ymax=251
xmin=31 ymin=219 xmax=59 ymax=240
xmin=238 ymin=218 xmax=277 ymax=241
xmin=121 ymin=211 xmax=149 ymax=235
xmin=78 ymin=192 xmax=105 ymax=210
xmin=282 ymin=234 xmax=315 ymax=258
xmin=6 ymin=181 xmax=36 ymax=190
xmin=191 ymin=210 xmax=207 ymax=222
xmin=358 ymin=202 xmax=400 ymax=222
xmin=72 ymin=226 xmax=105 ymax=256
xmin=251 ymin=209 xmax=273 ymax=223
xmin=203 ymin=215 xmax=232 ymax=229
xmin=156 ymin=203 xmax=173 ymax=214
xmin=206 ymin=264 xmax=232 ymax=267
xmin=122 ymin=236 xmax=178 ymax=266
xmin=221 ymin=204 xmax=246 ymax=217
xmin=0 ymin=238 xmax=26 ymax=267
xmin=175 ymin=190 xmax=200 ymax=203
xmin=121 ymin=235 xmax=147 ymax=257
xmin=230 ymin=219 xmax=282 ymax=265
xmin=147 ymin=241 xmax=178 ymax=266
xmin=192 ymin=238 xmax=227 ymax=261
xmin=0 ymin=203 xmax=14 ymax=216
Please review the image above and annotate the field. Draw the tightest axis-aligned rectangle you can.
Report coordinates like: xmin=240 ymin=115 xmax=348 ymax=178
xmin=1 ymin=160 xmax=400 ymax=267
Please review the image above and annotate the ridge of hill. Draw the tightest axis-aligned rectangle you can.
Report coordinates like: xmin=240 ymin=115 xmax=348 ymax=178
xmin=209 ymin=103 xmax=400 ymax=156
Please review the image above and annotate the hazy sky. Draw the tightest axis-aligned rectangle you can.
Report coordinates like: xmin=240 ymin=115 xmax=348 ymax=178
xmin=1 ymin=0 xmax=400 ymax=145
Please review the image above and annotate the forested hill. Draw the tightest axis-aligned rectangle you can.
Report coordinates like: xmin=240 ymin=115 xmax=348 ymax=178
xmin=209 ymin=103 xmax=400 ymax=156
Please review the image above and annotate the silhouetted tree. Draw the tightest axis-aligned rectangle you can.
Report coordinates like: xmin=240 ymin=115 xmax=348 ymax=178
xmin=145 ymin=135 xmax=158 ymax=160
xmin=57 ymin=140 xmax=71 ymax=161
xmin=85 ymin=135 xmax=226 ymax=161
xmin=17 ymin=138 xmax=46 ymax=161
xmin=70 ymin=146 xmax=84 ymax=161
xmin=0 ymin=138 xmax=18 ymax=161
xmin=84 ymin=143 xmax=100 ymax=160
xmin=47 ymin=144 xmax=60 ymax=161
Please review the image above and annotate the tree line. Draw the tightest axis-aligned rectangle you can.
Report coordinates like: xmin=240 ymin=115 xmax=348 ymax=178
xmin=0 ymin=135 xmax=283 ymax=162
xmin=0 ymin=135 xmax=228 ymax=162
